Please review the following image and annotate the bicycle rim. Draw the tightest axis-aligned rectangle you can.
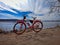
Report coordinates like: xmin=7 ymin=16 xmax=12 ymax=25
xmin=13 ymin=22 xmax=26 ymax=35
xmin=33 ymin=21 xmax=43 ymax=32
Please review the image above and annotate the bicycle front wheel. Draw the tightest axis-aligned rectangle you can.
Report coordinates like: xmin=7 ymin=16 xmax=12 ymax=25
xmin=13 ymin=22 xmax=26 ymax=35
xmin=33 ymin=21 xmax=43 ymax=32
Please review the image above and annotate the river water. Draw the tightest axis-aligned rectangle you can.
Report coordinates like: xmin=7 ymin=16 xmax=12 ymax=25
xmin=0 ymin=21 xmax=60 ymax=32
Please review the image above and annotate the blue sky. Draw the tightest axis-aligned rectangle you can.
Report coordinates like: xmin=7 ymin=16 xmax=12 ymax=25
xmin=0 ymin=0 xmax=60 ymax=20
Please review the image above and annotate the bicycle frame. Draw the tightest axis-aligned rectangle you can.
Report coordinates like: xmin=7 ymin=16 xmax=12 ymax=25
xmin=17 ymin=19 xmax=42 ymax=29
xmin=25 ymin=20 xmax=34 ymax=29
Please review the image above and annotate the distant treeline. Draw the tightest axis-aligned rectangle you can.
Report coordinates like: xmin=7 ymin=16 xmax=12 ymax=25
xmin=0 ymin=19 xmax=18 ymax=21
xmin=0 ymin=19 xmax=60 ymax=22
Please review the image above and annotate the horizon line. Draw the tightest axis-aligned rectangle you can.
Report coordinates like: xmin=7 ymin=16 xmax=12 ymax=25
xmin=0 ymin=19 xmax=60 ymax=22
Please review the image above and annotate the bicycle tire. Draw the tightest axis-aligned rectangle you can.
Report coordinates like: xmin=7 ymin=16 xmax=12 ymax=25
xmin=13 ymin=22 xmax=26 ymax=35
xmin=33 ymin=21 xmax=43 ymax=32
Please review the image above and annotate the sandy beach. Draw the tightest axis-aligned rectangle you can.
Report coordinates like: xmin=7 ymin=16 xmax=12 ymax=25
xmin=0 ymin=26 xmax=60 ymax=45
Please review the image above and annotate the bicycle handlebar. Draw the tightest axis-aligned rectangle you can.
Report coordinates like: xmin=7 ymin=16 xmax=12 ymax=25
xmin=32 ymin=17 xmax=36 ymax=20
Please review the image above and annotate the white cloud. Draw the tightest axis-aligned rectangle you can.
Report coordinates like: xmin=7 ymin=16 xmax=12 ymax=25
xmin=0 ymin=0 xmax=29 ymax=11
xmin=0 ymin=0 xmax=60 ymax=20
xmin=0 ymin=2 xmax=18 ymax=13
xmin=0 ymin=13 xmax=22 ymax=19
xmin=34 ymin=8 xmax=50 ymax=14
xmin=0 ymin=0 xmax=49 ymax=14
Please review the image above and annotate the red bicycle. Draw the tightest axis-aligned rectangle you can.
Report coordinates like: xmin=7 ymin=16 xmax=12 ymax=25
xmin=13 ymin=17 xmax=43 ymax=35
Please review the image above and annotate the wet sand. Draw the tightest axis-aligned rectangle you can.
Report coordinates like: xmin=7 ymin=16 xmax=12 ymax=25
xmin=0 ymin=26 xmax=60 ymax=45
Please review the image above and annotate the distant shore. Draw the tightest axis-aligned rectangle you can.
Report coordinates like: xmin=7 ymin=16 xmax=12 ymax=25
xmin=0 ymin=19 xmax=60 ymax=22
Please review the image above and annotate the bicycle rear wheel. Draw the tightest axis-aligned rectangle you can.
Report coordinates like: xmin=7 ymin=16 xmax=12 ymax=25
xmin=33 ymin=21 xmax=43 ymax=32
xmin=13 ymin=22 xmax=26 ymax=35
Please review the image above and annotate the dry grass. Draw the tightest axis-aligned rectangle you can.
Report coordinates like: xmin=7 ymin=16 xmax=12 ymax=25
xmin=0 ymin=26 xmax=60 ymax=45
